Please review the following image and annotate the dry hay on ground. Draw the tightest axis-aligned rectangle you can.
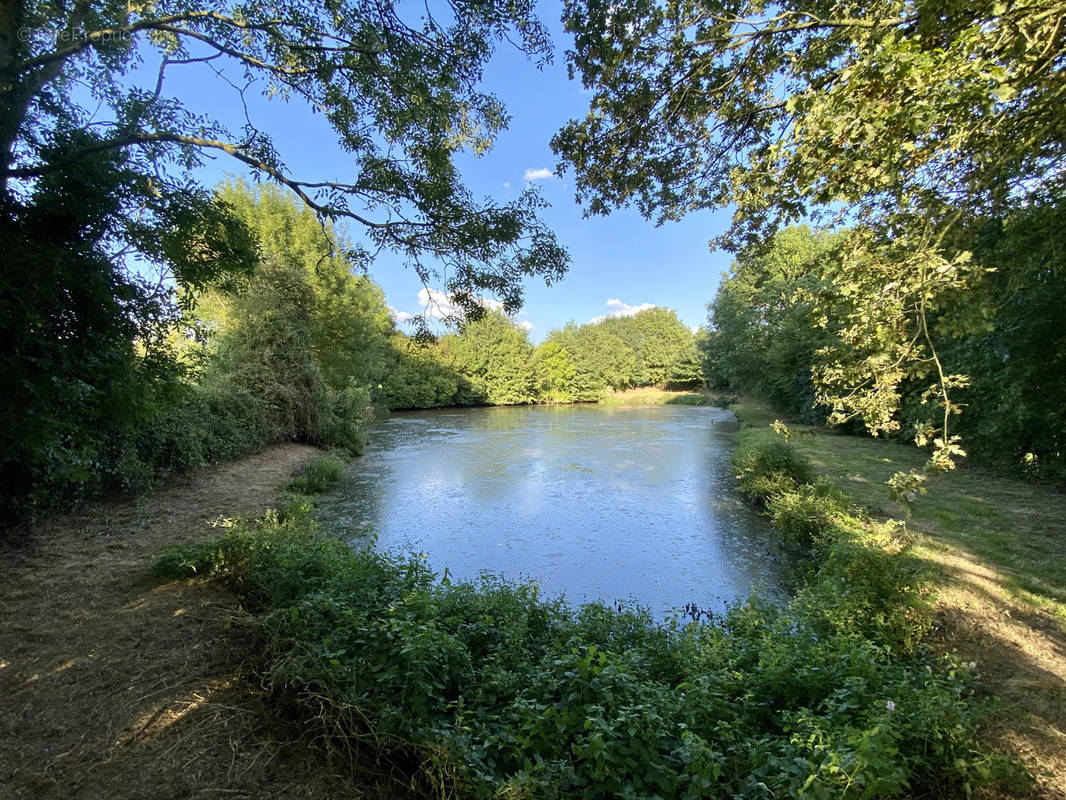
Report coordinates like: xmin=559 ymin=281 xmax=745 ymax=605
xmin=0 ymin=444 xmax=387 ymax=800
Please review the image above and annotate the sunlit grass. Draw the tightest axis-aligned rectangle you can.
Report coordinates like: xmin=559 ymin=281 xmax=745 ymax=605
xmin=597 ymin=387 xmax=714 ymax=406
xmin=731 ymin=399 xmax=1066 ymax=623
xmin=729 ymin=398 xmax=1066 ymax=796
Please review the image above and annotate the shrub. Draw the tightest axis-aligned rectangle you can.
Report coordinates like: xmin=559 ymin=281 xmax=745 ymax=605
xmin=767 ymin=479 xmax=849 ymax=548
xmin=286 ymin=454 xmax=346 ymax=496
xmin=314 ymin=380 xmax=372 ymax=456
xmin=156 ymin=508 xmax=994 ymax=798
xmin=796 ymin=520 xmax=933 ymax=652
xmin=732 ymin=434 xmax=814 ymax=503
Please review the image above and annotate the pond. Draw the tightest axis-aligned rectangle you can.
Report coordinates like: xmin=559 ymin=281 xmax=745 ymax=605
xmin=317 ymin=404 xmax=790 ymax=618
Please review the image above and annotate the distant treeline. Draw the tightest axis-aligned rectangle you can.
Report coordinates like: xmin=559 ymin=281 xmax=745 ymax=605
xmin=699 ymin=220 xmax=1066 ymax=480
xmin=386 ymin=304 xmax=703 ymax=410
xmin=1 ymin=181 xmax=702 ymax=525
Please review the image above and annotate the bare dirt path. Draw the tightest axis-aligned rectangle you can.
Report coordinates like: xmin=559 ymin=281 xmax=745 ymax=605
xmin=0 ymin=444 xmax=363 ymax=799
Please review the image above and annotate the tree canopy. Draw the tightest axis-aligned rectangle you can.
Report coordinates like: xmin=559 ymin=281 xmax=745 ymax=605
xmin=704 ymin=223 xmax=1066 ymax=479
xmin=0 ymin=0 xmax=570 ymax=523
xmin=554 ymin=0 xmax=1064 ymax=245
xmin=702 ymin=226 xmax=843 ymax=420
xmin=2 ymin=0 xmax=569 ymax=310
xmin=554 ymin=0 xmax=1066 ymax=479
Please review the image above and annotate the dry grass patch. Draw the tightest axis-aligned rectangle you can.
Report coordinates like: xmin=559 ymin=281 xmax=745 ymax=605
xmin=0 ymin=444 xmax=390 ymax=800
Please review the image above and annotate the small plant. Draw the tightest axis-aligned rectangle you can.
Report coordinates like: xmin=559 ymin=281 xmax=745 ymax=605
xmin=767 ymin=479 xmax=849 ymax=548
xmin=286 ymin=454 xmax=346 ymax=496
xmin=733 ymin=435 xmax=814 ymax=503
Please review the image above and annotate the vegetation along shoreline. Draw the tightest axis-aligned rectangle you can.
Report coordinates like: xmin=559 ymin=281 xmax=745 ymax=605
xmin=4 ymin=0 xmax=1064 ymax=796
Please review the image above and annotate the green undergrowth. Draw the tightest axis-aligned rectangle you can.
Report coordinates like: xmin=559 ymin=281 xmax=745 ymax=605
xmin=154 ymin=445 xmax=1013 ymax=798
xmin=733 ymin=399 xmax=1066 ymax=625
xmin=273 ymin=453 xmax=348 ymax=522
xmin=285 ymin=454 xmax=346 ymax=496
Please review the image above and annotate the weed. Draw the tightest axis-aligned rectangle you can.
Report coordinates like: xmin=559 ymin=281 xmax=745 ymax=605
xmin=732 ymin=434 xmax=814 ymax=503
xmin=285 ymin=454 xmax=346 ymax=496
xmin=157 ymin=502 xmax=1000 ymax=798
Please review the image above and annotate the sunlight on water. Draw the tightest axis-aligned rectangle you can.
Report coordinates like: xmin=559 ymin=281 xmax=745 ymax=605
xmin=317 ymin=405 xmax=789 ymax=617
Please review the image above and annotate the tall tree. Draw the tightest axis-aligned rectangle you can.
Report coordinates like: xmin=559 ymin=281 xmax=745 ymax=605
xmin=1 ymin=0 xmax=569 ymax=522
xmin=442 ymin=312 xmax=536 ymax=405
xmin=211 ymin=180 xmax=396 ymax=394
xmin=706 ymin=226 xmax=843 ymax=418
xmin=532 ymin=339 xmax=578 ymax=402
xmin=546 ymin=323 xmax=611 ymax=400
xmin=3 ymin=0 xmax=568 ymax=310
xmin=599 ymin=307 xmax=702 ymax=388
xmin=554 ymin=0 xmax=1065 ymax=477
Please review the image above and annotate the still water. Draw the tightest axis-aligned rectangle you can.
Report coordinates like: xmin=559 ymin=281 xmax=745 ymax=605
xmin=317 ymin=404 xmax=789 ymax=617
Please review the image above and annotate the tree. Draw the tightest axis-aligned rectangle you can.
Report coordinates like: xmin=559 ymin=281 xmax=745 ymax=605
xmin=532 ymin=339 xmax=578 ymax=402
xmin=210 ymin=180 xmax=395 ymax=394
xmin=206 ymin=255 xmax=323 ymax=444
xmin=442 ymin=312 xmax=536 ymax=405
xmin=546 ymin=323 xmax=611 ymax=400
xmin=631 ymin=307 xmax=699 ymax=387
xmin=554 ymin=0 xmax=1066 ymax=477
xmin=381 ymin=334 xmax=469 ymax=410
xmin=908 ymin=204 xmax=1066 ymax=478
xmin=706 ymin=226 xmax=843 ymax=418
xmin=3 ymin=1 xmax=568 ymax=312
xmin=597 ymin=307 xmax=701 ymax=388
xmin=1 ymin=1 xmax=570 ymax=522
xmin=0 ymin=143 xmax=190 ymax=521
xmin=193 ymin=181 xmax=394 ymax=454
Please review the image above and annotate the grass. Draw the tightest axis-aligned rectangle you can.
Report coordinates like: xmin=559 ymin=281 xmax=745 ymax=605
xmin=284 ymin=453 xmax=346 ymax=496
xmin=730 ymin=398 xmax=1066 ymax=799
xmin=597 ymin=387 xmax=722 ymax=406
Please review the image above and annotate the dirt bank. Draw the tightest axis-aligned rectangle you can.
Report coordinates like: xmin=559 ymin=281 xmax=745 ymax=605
xmin=0 ymin=444 xmax=364 ymax=799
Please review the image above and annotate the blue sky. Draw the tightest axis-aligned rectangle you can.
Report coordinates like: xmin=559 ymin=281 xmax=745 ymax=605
xmin=145 ymin=1 xmax=736 ymax=340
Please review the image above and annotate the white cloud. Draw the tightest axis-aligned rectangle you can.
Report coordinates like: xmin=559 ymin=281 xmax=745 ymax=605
xmin=518 ymin=320 xmax=535 ymax=332
xmin=417 ymin=287 xmax=461 ymax=320
xmin=523 ymin=167 xmax=554 ymax=182
xmin=390 ymin=308 xmax=414 ymax=325
xmin=590 ymin=298 xmax=657 ymax=324
xmin=502 ymin=181 xmax=511 ymax=188
xmin=408 ymin=287 xmax=505 ymax=321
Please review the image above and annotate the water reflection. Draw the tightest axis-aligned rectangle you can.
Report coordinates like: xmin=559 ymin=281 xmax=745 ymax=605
xmin=317 ymin=404 xmax=789 ymax=617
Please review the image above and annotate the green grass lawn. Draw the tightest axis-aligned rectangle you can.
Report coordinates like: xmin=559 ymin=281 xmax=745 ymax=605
xmin=733 ymin=399 xmax=1066 ymax=621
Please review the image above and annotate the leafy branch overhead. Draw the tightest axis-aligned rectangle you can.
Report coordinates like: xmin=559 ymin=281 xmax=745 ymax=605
xmin=1 ymin=0 xmax=569 ymax=308
xmin=554 ymin=0 xmax=1066 ymax=476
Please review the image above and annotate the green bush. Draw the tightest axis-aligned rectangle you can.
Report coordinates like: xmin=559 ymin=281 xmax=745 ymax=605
xmin=663 ymin=393 xmax=712 ymax=406
xmin=796 ymin=520 xmax=933 ymax=652
xmin=767 ymin=479 xmax=849 ymax=548
xmin=732 ymin=435 xmax=814 ymax=503
xmin=156 ymin=507 xmax=996 ymax=798
xmin=314 ymin=381 xmax=372 ymax=456
xmin=286 ymin=455 xmax=346 ymax=496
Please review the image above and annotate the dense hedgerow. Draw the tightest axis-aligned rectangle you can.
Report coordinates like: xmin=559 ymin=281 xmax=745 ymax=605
xmin=156 ymin=441 xmax=1006 ymax=798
